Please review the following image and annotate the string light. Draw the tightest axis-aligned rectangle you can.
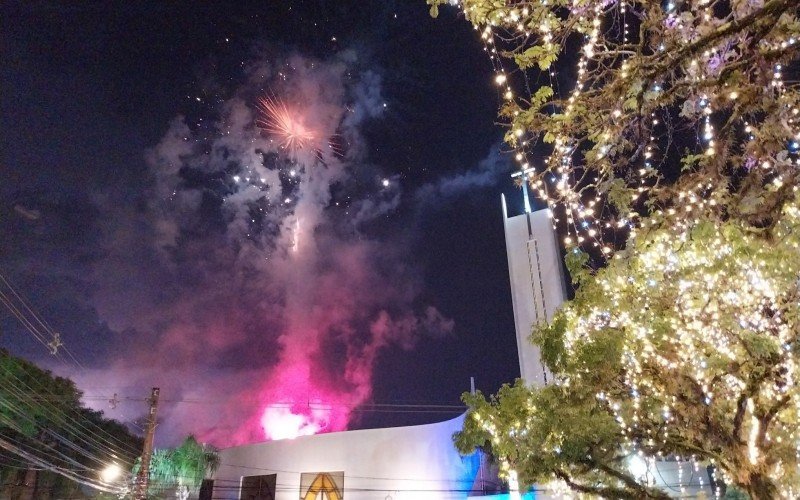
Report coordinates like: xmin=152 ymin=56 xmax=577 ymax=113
xmin=446 ymin=0 xmax=799 ymax=264
xmin=443 ymin=0 xmax=800 ymax=494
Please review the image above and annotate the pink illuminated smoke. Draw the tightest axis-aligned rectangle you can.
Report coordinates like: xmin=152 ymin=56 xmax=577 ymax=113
xmin=261 ymin=408 xmax=322 ymax=440
xmin=72 ymin=52 xmax=457 ymax=448
xmin=254 ymin=356 xmax=352 ymax=441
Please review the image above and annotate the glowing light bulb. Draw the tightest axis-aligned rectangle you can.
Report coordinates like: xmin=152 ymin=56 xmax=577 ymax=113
xmin=100 ymin=464 xmax=122 ymax=483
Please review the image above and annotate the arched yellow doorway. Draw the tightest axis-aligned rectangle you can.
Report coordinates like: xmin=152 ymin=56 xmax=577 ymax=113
xmin=302 ymin=473 xmax=342 ymax=500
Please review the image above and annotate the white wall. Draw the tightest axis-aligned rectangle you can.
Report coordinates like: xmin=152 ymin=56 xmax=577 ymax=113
xmin=501 ymin=200 xmax=567 ymax=387
xmin=210 ymin=415 xmax=481 ymax=500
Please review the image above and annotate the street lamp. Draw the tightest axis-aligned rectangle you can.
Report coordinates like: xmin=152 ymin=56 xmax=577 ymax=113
xmin=100 ymin=463 xmax=122 ymax=483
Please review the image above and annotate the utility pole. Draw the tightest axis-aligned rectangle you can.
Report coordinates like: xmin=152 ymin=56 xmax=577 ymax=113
xmin=134 ymin=387 xmax=160 ymax=500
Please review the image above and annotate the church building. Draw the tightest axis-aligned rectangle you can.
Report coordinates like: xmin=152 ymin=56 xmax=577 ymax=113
xmin=206 ymin=189 xmax=710 ymax=499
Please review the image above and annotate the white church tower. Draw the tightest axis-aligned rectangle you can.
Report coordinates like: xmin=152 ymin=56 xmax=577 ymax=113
xmin=502 ymin=178 xmax=567 ymax=387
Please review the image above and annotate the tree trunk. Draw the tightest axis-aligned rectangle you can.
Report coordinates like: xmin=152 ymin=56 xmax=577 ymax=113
xmin=744 ymin=473 xmax=779 ymax=500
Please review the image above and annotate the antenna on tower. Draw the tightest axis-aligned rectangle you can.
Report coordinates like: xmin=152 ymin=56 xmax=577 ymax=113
xmin=510 ymin=167 xmax=535 ymax=214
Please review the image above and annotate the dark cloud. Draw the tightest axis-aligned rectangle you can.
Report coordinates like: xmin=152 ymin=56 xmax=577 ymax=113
xmin=60 ymin=50 xmax=476 ymax=447
xmin=1 ymin=1 xmax=517 ymax=447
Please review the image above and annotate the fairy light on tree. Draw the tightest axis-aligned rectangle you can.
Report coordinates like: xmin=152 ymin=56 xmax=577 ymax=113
xmin=455 ymin=200 xmax=800 ymax=498
xmin=430 ymin=0 xmax=799 ymax=256
xmin=427 ymin=0 xmax=800 ymax=497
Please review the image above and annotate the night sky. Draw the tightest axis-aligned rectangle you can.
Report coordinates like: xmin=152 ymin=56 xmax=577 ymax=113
xmin=1 ymin=1 xmax=535 ymax=447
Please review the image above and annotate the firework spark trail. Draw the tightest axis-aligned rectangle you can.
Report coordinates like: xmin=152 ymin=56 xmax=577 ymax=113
xmin=256 ymin=95 xmax=316 ymax=151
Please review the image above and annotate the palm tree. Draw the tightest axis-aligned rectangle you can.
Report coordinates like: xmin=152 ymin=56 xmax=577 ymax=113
xmin=133 ymin=436 xmax=219 ymax=499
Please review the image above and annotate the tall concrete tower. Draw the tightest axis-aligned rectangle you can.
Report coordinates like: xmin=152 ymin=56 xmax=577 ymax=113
xmin=502 ymin=189 xmax=567 ymax=387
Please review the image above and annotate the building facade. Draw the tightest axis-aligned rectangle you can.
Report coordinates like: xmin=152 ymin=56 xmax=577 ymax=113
xmin=501 ymin=196 xmax=567 ymax=387
xmin=207 ymin=195 xmax=572 ymax=500
xmin=207 ymin=190 xmax=710 ymax=499
xmin=208 ymin=415 xmax=484 ymax=500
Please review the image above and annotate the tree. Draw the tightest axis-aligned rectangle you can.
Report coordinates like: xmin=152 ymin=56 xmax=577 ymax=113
xmin=456 ymin=198 xmax=800 ymax=498
xmin=427 ymin=0 xmax=798 ymax=249
xmin=428 ymin=1 xmax=800 ymax=497
xmin=0 ymin=350 xmax=142 ymax=499
xmin=132 ymin=435 xmax=219 ymax=500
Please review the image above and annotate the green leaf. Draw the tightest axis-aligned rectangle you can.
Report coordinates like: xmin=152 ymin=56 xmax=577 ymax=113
xmin=680 ymin=153 xmax=703 ymax=172
xmin=605 ymin=178 xmax=631 ymax=213
xmin=564 ymin=248 xmax=590 ymax=285
xmin=623 ymin=96 xmax=638 ymax=111
xmin=532 ymin=85 xmax=554 ymax=108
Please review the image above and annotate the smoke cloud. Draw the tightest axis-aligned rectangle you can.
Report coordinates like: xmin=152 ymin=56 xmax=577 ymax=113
xmin=414 ymin=146 xmax=508 ymax=208
xmin=0 ymin=40 xmax=517 ymax=449
xmin=65 ymin=51 xmax=466 ymax=447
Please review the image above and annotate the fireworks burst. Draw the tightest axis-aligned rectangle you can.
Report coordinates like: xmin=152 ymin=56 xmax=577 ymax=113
xmin=256 ymin=96 xmax=316 ymax=151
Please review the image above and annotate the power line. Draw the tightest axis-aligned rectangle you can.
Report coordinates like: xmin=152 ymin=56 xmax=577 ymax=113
xmin=2 ymin=367 xmax=141 ymax=457
xmin=0 ymin=436 xmax=122 ymax=494
xmin=0 ymin=428 xmax=90 ymax=472
xmin=0 ymin=289 xmax=53 ymax=352
xmin=0 ymin=375 xmax=155 ymax=498
xmin=1 ymin=359 xmax=142 ymax=457
xmin=212 ymin=462 xmax=487 ymax=485
xmin=0 ymin=382 xmax=139 ymax=488
xmin=33 ymin=394 xmax=467 ymax=411
xmin=0 ymin=381 xmax=134 ymax=471
xmin=0 ymin=269 xmax=85 ymax=370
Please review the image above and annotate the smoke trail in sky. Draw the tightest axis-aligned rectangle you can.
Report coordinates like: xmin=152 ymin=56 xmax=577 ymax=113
xmin=72 ymin=51 xmax=455 ymax=446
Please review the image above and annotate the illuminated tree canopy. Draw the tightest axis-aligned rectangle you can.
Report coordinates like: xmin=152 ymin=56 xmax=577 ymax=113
xmin=132 ymin=435 xmax=219 ymax=500
xmin=457 ymin=199 xmax=800 ymax=498
xmin=429 ymin=0 xmax=799 ymax=250
xmin=429 ymin=0 xmax=800 ymax=498
xmin=0 ymin=350 xmax=142 ymax=498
